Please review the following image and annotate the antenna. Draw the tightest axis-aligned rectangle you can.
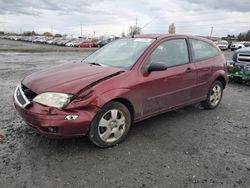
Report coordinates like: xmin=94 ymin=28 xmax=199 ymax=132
xmin=81 ymin=24 xmax=83 ymax=37
xmin=136 ymin=15 xmax=138 ymax=28
xmin=210 ymin=26 xmax=214 ymax=38
xmin=51 ymin=25 xmax=53 ymax=35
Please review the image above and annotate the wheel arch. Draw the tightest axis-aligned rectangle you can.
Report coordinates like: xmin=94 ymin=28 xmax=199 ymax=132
xmin=110 ymin=97 xmax=135 ymax=122
xmin=210 ymin=69 xmax=228 ymax=90
xmin=215 ymin=76 xmax=226 ymax=89
xmin=95 ymin=88 xmax=142 ymax=122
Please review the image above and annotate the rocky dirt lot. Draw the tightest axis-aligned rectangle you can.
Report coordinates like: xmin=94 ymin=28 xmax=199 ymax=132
xmin=0 ymin=39 xmax=249 ymax=188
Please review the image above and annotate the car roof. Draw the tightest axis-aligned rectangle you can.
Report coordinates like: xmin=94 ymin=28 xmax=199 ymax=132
xmin=134 ymin=34 xmax=167 ymax=39
xmin=133 ymin=34 xmax=214 ymax=44
xmin=134 ymin=33 xmax=207 ymax=39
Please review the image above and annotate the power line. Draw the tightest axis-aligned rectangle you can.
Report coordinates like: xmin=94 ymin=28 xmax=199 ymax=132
xmin=141 ymin=16 xmax=162 ymax=29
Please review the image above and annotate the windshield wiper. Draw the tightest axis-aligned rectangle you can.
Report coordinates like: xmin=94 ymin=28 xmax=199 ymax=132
xmin=88 ymin=62 xmax=102 ymax=66
xmin=81 ymin=60 xmax=108 ymax=67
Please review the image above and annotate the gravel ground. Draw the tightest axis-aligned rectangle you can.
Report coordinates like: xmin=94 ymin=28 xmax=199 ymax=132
xmin=0 ymin=39 xmax=250 ymax=188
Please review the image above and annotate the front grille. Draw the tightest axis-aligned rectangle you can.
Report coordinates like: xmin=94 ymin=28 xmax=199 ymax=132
xmin=238 ymin=53 xmax=250 ymax=63
xmin=239 ymin=54 xmax=250 ymax=57
xmin=238 ymin=58 xmax=250 ymax=62
xmin=14 ymin=84 xmax=31 ymax=108
xmin=21 ymin=84 xmax=37 ymax=100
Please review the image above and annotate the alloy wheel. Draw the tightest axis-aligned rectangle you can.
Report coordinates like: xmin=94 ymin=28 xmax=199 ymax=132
xmin=210 ymin=84 xmax=222 ymax=106
xmin=98 ymin=109 xmax=126 ymax=143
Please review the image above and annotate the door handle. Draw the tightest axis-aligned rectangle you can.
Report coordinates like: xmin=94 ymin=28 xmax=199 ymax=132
xmin=186 ymin=67 xmax=193 ymax=73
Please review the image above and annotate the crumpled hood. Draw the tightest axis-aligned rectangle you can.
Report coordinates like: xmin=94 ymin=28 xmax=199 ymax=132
xmin=22 ymin=63 xmax=124 ymax=94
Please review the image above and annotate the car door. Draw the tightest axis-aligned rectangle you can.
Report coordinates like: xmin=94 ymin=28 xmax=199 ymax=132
xmin=189 ymin=38 xmax=221 ymax=98
xmin=139 ymin=38 xmax=197 ymax=117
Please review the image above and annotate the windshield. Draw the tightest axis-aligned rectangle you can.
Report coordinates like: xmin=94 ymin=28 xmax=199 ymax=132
xmin=83 ymin=38 xmax=155 ymax=69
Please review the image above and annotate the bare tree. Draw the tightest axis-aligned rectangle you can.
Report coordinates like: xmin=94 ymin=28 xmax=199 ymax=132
xmin=54 ymin=33 xmax=62 ymax=37
xmin=127 ymin=25 xmax=141 ymax=37
xmin=121 ymin=31 xmax=126 ymax=37
xmin=23 ymin=30 xmax=38 ymax=36
xmin=43 ymin=32 xmax=53 ymax=37
xmin=168 ymin=23 xmax=176 ymax=34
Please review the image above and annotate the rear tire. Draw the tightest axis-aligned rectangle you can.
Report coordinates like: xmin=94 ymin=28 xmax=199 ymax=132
xmin=201 ymin=81 xmax=223 ymax=109
xmin=88 ymin=101 xmax=131 ymax=148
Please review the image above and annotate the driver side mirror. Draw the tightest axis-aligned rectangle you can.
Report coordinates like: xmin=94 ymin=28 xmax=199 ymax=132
xmin=148 ymin=62 xmax=167 ymax=72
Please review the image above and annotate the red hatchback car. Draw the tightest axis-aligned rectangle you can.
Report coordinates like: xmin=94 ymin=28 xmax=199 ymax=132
xmin=14 ymin=34 xmax=228 ymax=147
xmin=79 ymin=41 xmax=95 ymax=48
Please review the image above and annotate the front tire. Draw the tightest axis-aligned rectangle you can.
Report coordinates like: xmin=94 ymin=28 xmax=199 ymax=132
xmin=201 ymin=81 xmax=223 ymax=109
xmin=88 ymin=101 xmax=131 ymax=148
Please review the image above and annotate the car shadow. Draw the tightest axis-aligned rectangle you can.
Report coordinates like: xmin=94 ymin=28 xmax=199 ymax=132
xmin=228 ymin=81 xmax=250 ymax=88
xmin=21 ymin=103 xmax=204 ymax=154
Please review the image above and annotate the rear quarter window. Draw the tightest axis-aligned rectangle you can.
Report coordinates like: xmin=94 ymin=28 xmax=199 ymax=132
xmin=189 ymin=39 xmax=221 ymax=61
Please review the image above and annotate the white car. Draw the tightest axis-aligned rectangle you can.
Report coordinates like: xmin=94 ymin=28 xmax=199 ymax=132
xmin=65 ymin=39 xmax=83 ymax=47
xmin=46 ymin=39 xmax=55 ymax=45
xmin=216 ymin=40 xmax=229 ymax=51
xmin=230 ymin=42 xmax=245 ymax=51
xmin=65 ymin=40 xmax=79 ymax=47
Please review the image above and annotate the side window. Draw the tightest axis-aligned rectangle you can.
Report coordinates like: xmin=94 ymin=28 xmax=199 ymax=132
xmin=147 ymin=39 xmax=189 ymax=67
xmin=190 ymin=39 xmax=220 ymax=61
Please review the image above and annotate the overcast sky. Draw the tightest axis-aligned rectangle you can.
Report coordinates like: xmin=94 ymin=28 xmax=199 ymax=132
xmin=0 ymin=0 xmax=250 ymax=37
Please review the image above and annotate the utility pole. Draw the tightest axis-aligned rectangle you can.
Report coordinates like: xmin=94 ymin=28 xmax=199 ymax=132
xmin=133 ymin=15 xmax=138 ymax=37
xmin=136 ymin=15 xmax=138 ymax=27
xmin=210 ymin=26 xmax=214 ymax=38
xmin=51 ymin=25 xmax=53 ymax=35
xmin=81 ymin=24 xmax=82 ymax=37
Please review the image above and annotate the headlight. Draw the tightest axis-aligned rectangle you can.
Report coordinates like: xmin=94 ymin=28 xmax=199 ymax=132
xmin=33 ymin=92 xmax=73 ymax=109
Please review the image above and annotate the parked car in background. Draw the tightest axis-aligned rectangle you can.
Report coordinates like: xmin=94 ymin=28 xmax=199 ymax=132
xmin=65 ymin=39 xmax=77 ymax=47
xmin=57 ymin=39 xmax=74 ymax=46
xmin=95 ymin=40 xmax=109 ymax=48
xmin=79 ymin=41 xmax=95 ymax=48
xmin=243 ymin=41 xmax=250 ymax=47
xmin=230 ymin=42 xmax=245 ymax=51
xmin=46 ymin=39 xmax=55 ymax=45
xmin=65 ymin=39 xmax=84 ymax=47
xmin=0 ymin=34 xmax=121 ymax=48
xmin=51 ymin=38 xmax=63 ymax=45
xmin=228 ymin=47 xmax=250 ymax=85
xmin=216 ymin=40 xmax=229 ymax=51
xmin=14 ymin=34 xmax=228 ymax=147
